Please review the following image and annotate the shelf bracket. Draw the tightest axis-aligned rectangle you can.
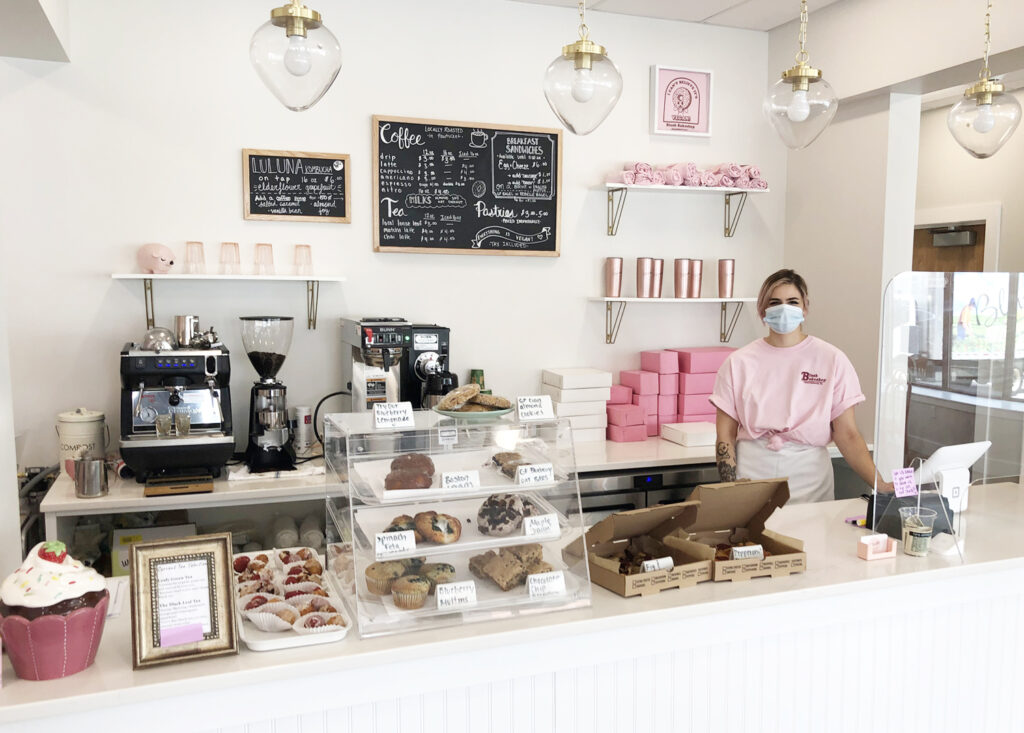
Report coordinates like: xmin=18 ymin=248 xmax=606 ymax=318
xmin=607 ymin=187 xmax=628 ymax=236
xmin=143 ymin=278 xmax=155 ymax=329
xmin=306 ymin=280 xmax=320 ymax=329
xmin=723 ymin=192 xmax=748 ymax=237
xmin=605 ymin=301 xmax=627 ymax=344
xmin=720 ymin=302 xmax=744 ymax=343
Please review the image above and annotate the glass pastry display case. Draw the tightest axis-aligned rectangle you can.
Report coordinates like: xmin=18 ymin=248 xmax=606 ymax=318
xmin=323 ymin=411 xmax=591 ymax=637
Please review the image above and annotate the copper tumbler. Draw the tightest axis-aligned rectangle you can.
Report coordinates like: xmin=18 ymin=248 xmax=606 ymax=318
xmin=636 ymin=257 xmax=653 ymax=298
xmin=688 ymin=258 xmax=703 ymax=298
xmin=605 ymin=257 xmax=623 ymax=297
xmin=651 ymin=259 xmax=664 ymax=298
xmin=718 ymin=259 xmax=735 ymax=298
xmin=674 ymin=259 xmax=692 ymax=299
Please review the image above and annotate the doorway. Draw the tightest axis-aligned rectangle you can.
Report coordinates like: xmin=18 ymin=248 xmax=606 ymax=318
xmin=912 ymin=223 xmax=985 ymax=272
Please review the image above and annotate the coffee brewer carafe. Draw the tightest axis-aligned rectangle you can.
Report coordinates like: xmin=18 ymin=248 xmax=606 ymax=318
xmin=240 ymin=316 xmax=296 ymax=473
xmin=340 ymin=317 xmax=411 ymax=411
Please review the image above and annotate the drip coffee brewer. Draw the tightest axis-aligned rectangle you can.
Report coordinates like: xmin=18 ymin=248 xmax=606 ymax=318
xmin=240 ymin=316 xmax=296 ymax=473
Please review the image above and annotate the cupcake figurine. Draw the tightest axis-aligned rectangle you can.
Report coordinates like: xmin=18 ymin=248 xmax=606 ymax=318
xmin=0 ymin=541 xmax=109 ymax=680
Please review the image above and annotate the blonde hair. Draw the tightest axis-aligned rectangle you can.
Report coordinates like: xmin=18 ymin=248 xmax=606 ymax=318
xmin=757 ymin=269 xmax=809 ymax=318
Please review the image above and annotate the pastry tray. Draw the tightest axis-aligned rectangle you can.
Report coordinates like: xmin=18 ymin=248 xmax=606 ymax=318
xmin=348 ymin=447 xmax=572 ymax=504
xmin=353 ymin=494 xmax=569 ymax=561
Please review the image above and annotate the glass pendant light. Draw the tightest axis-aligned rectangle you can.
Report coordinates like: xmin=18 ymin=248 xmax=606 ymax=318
xmin=947 ymin=1 xmax=1021 ymax=159
xmin=543 ymin=1 xmax=622 ymax=136
xmin=250 ymin=0 xmax=342 ymax=111
xmin=763 ymin=0 xmax=838 ymax=150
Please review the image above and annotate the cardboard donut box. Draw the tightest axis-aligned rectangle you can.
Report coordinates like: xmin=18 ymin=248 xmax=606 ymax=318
xmin=565 ymin=478 xmax=805 ymax=596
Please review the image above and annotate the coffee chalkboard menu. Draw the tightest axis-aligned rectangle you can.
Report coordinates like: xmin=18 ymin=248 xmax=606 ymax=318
xmin=372 ymin=116 xmax=561 ymax=256
xmin=242 ymin=149 xmax=350 ymax=223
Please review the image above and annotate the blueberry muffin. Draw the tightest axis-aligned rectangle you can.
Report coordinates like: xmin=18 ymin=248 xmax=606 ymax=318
xmin=364 ymin=561 xmax=406 ymax=595
xmin=391 ymin=575 xmax=431 ymax=610
xmin=418 ymin=562 xmax=456 ymax=593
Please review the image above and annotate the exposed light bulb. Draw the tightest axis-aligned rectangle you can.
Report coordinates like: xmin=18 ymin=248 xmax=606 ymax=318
xmin=283 ymin=34 xmax=312 ymax=76
xmin=974 ymin=103 xmax=995 ymax=134
xmin=786 ymin=89 xmax=810 ymax=122
xmin=571 ymin=67 xmax=596 ymax=103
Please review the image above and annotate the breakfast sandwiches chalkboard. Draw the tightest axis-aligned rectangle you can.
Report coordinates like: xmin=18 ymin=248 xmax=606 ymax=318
xmin=372 ymin=115 xmax=562 ymax=256
xmin=242 ymin=149 xmax=350 ymax=223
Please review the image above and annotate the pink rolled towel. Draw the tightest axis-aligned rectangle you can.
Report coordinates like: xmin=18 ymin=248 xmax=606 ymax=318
xmin=682 ymin=176 xmax=703 ymax=187
xmin=742 ymin=164 xmax=762 ymax=180
xmin=714 ymin=163 xmax=743 ymax=179
xmin=735 ymin=175 xmax=751 ymax=189
xmin=650 ymin=170 xmax=666 ymax=185
xmin=671 ymin=162 xmax=699 ymax=180
xmin=750 ymin=178 xmax=769 ymax=190
xmin=624 ymin=162 xmax=654 ymax=176
xmin=719 ymin=175 xmax=736 ymax=188
xmin=606 ymin=171 xmax=636 ymax=185
xmin=634 ymin=173 xmax=654 ymax=185
xmin=657 ymin=166 xmax=683 ymax=186
xmin=701 ymin=170 xmax=720 ymax=187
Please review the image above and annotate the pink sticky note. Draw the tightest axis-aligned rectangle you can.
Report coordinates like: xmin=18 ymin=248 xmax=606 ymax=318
xmin=892 ymin=467 xmax=917 ymax=498
xmin=160 ymin=623 xmax=204 ymax=648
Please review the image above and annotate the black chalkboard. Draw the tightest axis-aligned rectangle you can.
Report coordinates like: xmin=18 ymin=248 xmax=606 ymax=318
xmin=372 ymin=116 xmax=561 ymax=256
xmin=242 ymin=149 xmax=350 ymax=223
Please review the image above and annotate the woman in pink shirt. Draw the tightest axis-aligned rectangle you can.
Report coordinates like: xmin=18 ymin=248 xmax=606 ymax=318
xmin=710 ymin=269 xmax=891 ymax=503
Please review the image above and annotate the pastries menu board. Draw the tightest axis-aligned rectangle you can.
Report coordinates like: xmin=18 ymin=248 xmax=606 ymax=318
xmin=242 ymin=148 xmax=350 ymax=223
xmin=372 ymin=115 xmax=561 ymax=256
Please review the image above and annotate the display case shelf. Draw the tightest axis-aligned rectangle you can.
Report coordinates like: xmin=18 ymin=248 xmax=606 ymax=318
xmin=589 ymin=296 xmax=756 ymax=344
xmin=604 ymin=183 xmax=769 ymax=238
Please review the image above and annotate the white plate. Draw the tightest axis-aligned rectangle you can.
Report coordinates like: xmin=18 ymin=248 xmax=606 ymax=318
xmin=432 ymin=406 xmax=514 ymax=421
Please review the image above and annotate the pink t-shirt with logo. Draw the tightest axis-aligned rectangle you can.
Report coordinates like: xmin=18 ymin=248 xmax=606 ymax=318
xmin=709 ymin=335 xmax=865 ymax=449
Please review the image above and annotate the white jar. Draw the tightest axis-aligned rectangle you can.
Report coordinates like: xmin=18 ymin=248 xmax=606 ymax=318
xmin=55 ymin=408 xmax=108 ymax=477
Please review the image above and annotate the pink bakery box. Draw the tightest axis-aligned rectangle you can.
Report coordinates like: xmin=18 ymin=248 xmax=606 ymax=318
xmin=607 ymin=424 xmax=647 ymax=442
xmin=607 ymin=403 xmax=644 ymax=427
xmin=645 ymin=415 xmax=659 ymax=436
xmin=678 ymin=372 xmax=716 ymax=395
xmin=681 ymin=412 xmax=716 ymax=423
xmin=670 ymin=346 xmax=735 ymax=374
xmin=659 ymin=373 xmax=679 ymax=395
xmin=657 ymin=395 xmax=676 ymax=416
xmin=633 ymin=394 xmax=658 ymax=416
xmin=677 ymin=393 xmax=713 ymax=415
xmin=640 ymin=350 xmax=679 ymax=375
xmin=608 ymin=384 xmax=633 ymax=404
xmin=621 ymin=370 xmax=659 ymax=395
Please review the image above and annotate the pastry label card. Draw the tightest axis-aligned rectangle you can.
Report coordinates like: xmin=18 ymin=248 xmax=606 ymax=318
xmin=374 ymin=402 xmax=415 ymax=429
xmin=729 ymin=544 xmax=764 ymax=561
xmin=523 ymin=513 xmax=559 ymax=538
xmin=375 ymin=530 xmax=417 ymax=559
xmin=528 ymin=570 xmax=566 ymax=599
xmin=436 ymin=580 xmax=478 ymax=611
xmin=437 ymin=426 xmax=459 ymax=447
xmin=517 ymin=395 xmax=554 ymax=421
xmin=641 ymin=556 xmax=674 ymax=573
xmin=892 ymin=467 xmax=917 ymax=498
xmin=516 ymin=463 xmax=555 ymax=486
xmin=442 ymin=470 xmax=480 ymax=490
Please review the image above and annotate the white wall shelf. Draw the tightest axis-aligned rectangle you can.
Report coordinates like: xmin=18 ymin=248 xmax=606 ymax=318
xmin=111 ymin=273 xmax=347 ymax=330
xmin=604 ymin=183 xmax=769 ymax=237
xmin=589 ymin=296 xmax=757 ymax=344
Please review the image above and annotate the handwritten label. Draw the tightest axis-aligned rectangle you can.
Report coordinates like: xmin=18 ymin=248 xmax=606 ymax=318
xmin=517 ymin=395 xmax=554 ymax=421
xmin=441 ymin=471 xmax=480 ymax=490
xmin=373 ymin=402 xmax=415 ymax=429
xmin=641 ymin=556 xmax=675 ymax=573
xmin=893 ymin=467 xmax=917 ymax=498
xmin=436 ymin=580 xmax=478 ymax=611
xmin=516 ymin=463 xmax=555 ymax=486
xmin=527 ymin=570 xmax=566 ymax=599
xmin=375 ymin=530 xmax=416 ymax=559
xmin=437 ymin=426 xmax=458 ymax=447
xmin=730 ymin=544 xmax=764 ymax=561
xmin=523 ymin=513 xmax=559 ymax=538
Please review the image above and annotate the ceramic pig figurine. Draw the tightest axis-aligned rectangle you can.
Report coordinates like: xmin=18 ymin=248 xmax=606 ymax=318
xmin=137 ymin=244 xmax=175 ymax=274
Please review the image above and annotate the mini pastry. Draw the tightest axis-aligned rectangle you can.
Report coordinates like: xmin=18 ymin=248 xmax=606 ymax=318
xmin=303 ymin=558 xmax=324 ymax=576
xmin=392 ymin=575 xmax=431 ymax=609
xmin=391 ymin=453 xmax=435 ymax=475
xmin=365 ymin=561 xmax=406 ymax=595
xmin=384 ymin=515 xmax=424 ymax=542
xmin=477 ymin=493 xmax=525 ymax=536
xmin=271 ymin=607 xmax=297 ymax=624
xmin=385 ymin=469 xmax=433 ymax=490
xmin=243 ymin=594 xmax=272 ymax=611
xmin=414 ymin=511 xmax=462 ymax=544
xmin=508 ymin=543 xmax=543 ymax=566
xmin=298 ymin=597 xmax=337 ymax=615
xmin=437 ymin=383 xmax=481 ymax=411
xmin=233 ymin=556 xmax=251 ymax=573
xmin=418 ymin=562 xmax=456 ymax=593
xmin=469 ymin=393 xmax=512 ymax=409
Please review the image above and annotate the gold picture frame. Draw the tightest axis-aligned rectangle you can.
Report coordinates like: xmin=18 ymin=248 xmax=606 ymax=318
xmin=130 ymin=532 xmax=237 ymax=669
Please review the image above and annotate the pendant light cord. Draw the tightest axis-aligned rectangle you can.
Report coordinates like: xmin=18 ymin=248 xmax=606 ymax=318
xmin=577 ymin=0 xmax=590 ymax=41
xmin=980 ymin=0 xmax=993 ymax=79
xmin=794 ymin=0 xmax=810 ymax=65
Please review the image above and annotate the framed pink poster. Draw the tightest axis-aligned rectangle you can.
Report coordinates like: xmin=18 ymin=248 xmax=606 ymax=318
xmin=651 ymin=66 xmax=712 ymax=137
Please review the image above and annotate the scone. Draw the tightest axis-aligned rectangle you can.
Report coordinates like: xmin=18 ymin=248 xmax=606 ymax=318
xmin=437 ymin=383 xmax=481 ymax=411
xmin=384 ymin=469 xmax=432 ymax=490
xmin=414 ymin=511 xmax=462 ymax=544
xmin=477 ymin=493 xmax=525 ymax=536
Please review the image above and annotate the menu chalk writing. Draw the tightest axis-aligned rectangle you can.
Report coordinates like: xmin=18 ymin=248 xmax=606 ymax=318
xmin=373 ymin=116 xmax=561 ymax=256
xmin=373 ymin=402 xmax=415 ymax=430
xmin=516 ymin=463 xmax=555 ymax=486
xmin=893 ymin=467 xmax=917 ymax=498
xmin=155 ymin=559 xmax=211 ymax=647
xmin=527 ymin=571 xmax=566 ymax=599
xmin=436 ymin=580 xmax=478 ymax=611
xmin=243 ymin=149 xmax=350 ymax=223
xmin=375 ymin=530 xmax=416 ymax=560
xmin=442 ymin=471 xmax=480 ymax=490
xmin=523 ymin=513 xmax=559 ymax=538
xmin=641 ymin=557 xmax=675 ymax=573
xmin=517 ymin=395 xmax=554 ymax=421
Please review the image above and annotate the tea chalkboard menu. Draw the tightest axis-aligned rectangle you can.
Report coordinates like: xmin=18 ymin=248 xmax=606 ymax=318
xmin=372 ymin=116 xmax=561 ymax=256
xmin=242 ymin=148 xmax=350 ymax=223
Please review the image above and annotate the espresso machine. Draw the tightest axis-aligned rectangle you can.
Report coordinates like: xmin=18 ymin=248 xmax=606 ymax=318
xmin=119 ymin=337 xmax=234 ymax=483
xmin=241 ymin=316 xmax=296 ymax=473
xmin=401 ymin=324 xmax=454 ymax=409
xmin=340 ymin=317 xmax=412 ymax=411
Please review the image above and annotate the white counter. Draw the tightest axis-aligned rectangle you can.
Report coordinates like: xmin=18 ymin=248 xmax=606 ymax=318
xmin=7 ymin=482 xmax=1024 ymax=732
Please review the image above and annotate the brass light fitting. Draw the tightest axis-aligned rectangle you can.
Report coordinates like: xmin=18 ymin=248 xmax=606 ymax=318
xmin=269 ymin=0 xmax=322 ymax=39
xmin=562 ymin=39 xmax=606 ymax=72
xmin=781 ymin=62 xmax=823 ymax=93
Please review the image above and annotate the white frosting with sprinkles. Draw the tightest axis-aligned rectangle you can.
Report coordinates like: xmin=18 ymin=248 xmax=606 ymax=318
xmin=1 ymin=542 xmax=105 ymax=608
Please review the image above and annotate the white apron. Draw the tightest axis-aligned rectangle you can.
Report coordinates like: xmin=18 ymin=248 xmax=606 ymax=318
xmin=736 ymin=437 xmax=834 ymax=504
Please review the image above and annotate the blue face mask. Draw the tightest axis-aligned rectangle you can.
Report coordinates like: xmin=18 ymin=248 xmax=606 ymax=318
xmin=763 ymin=304 xmax=804 ymax=334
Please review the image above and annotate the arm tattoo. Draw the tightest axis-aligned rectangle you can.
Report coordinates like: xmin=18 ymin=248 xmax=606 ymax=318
xmin=716 ymin=440 xmax=738 ymax=482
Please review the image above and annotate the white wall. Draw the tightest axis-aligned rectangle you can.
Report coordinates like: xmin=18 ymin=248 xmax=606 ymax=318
xmin=0 ymin=0 xmax=786 ymax=468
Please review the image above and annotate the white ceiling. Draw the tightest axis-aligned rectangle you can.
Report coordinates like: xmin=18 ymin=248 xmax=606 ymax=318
xmin=507 ymin=0 xmax=846 ymax=32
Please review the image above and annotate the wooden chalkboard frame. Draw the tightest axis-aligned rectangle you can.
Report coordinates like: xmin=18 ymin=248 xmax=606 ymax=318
xmin=371 ymin=115 xmax=562 ymax=257
xmin=242 ymin=148 xmax=351 ymax=223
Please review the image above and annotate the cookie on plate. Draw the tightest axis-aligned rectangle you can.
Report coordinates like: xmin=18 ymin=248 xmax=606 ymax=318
xmin=469 ymin=393 xmax=512 ymax=409
xmin=437 ymin=383 xmax=481 ymax=411
xmin=454 ymin=402 xmax=494 ymax=412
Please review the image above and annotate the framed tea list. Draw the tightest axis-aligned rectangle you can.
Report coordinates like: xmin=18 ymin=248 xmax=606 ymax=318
xmin=651 ymin=66 xmax=712 ymax=137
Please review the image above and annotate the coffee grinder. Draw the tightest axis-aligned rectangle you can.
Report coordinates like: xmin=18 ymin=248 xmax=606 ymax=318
xmin=240 ymin=316 xmax=296 ymax=472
